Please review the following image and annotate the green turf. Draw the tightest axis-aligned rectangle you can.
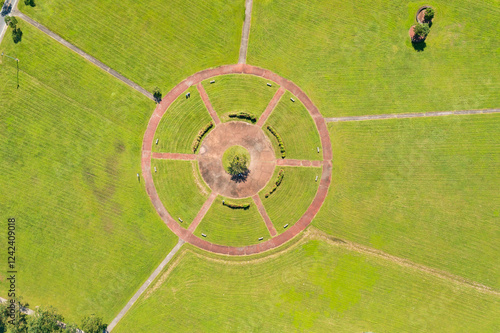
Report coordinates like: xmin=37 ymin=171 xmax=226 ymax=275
xmin=151 ymin=160 xmax=210 ymax=229
xmin=264 ymin=91 xmax=322 ymax=160
xmin=153 ymin=88 xmax=212 ymax=154
xmin=201 ymin=74 xmax=279 ymax=122
xmin=314 ymin=114 xmax=500 ymax=289
xmin=259 ymin=166 xmax=320 ymax=233
xmin=248 ymin=0 xmax=500 ymax=117
xmin=194 ymin=196 xmax=270 ymax=246
xmin=113 ymin=239 xmax=500 ymax=332
xmin=19 ymin=0 xmax=243 ymax=94
xmin=0 ymin=22 xmax=178 ymax=323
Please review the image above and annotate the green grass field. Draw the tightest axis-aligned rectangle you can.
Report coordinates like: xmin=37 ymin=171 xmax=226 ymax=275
xmin=248 ymin=0 xmax=500 ymax=117
xmin=313 ymin=114 xmax=500 ymax=289
xmin=201 ymin=74 xmax=279 ymax=122
xmin=19 ymin=0 xmax=243 ymax=93
xmin=0 ymin=23 xmax=178 ymax=322
xmin=194 ymin=196 xmax=270 ymax=246
xmin=265 ymin=91 xmax=322 ymax=160
xmin=153 ymin=88 xmax=212 ymax=154
xmin=152 ymin=160 xmax=210 ymax=228
xmin=259 ymin=166 xmax=320 ymax=233
xmin=113 ymin=238 xmax=500 ymax=332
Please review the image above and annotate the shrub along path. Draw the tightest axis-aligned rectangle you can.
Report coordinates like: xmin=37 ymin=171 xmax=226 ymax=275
xmin=143 ymin=64 xmax=332 ymax=255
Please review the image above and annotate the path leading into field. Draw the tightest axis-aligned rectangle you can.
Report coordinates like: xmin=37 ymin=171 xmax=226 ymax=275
xmin=12 ymin=11 xmax=155 ymax=101
xmin=107 ymin=238 xmax=185 ymax=332
xmin=325 ymin=108 xmax=500 ymax=122
xmin=238 ymin=0 xmax=253 ymax=64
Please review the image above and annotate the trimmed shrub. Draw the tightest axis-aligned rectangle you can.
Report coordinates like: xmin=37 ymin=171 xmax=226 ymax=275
xmin=264 ymin=169 xmax=284 ymax=198
xmin=413 ymin=23 xmax=430 ymax=39
xmin=222 ymin=200 xmax=250 ymax=210
xmin=192 ymin=122 xmax=214 ymax=153
xmin=424 ymin=7 xmax=435 ymax=22
xmin=228 ymin=112 xmax=257 ymax=123
xmin=266 ymin=125 xmax=286 ymax=158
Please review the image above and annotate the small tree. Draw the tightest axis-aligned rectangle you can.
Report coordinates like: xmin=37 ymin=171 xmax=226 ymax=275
xmin=413 ymin=23 xmax=430 ymax=39
xmin=424 ymin=7 xmax=435 ymax=22
xmin=24 ymin=0 xmax=35 ymax=6
xmin=153 ymin=87 xmax=162 ymax=103
xmin=227 ymin=154 xmax=248 ymax=176
xmin=12 ymin=27 xmax=23 ymax=43
xmin=5 ymin=16 xmax=18 ymax=28
xmin=81 ymin=315 xmax=107 ymax=333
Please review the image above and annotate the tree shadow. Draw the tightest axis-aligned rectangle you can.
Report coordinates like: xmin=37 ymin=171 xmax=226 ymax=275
xmin=412 ymin=41 xmax=427 ymax=52
xmin=230 ymin=170 xmax=250 ymax=183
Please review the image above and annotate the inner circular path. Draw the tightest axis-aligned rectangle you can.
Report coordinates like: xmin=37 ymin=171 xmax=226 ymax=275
xmin=142 ymin=64 xmax=333 ymax=256
xmin=199 ymin=122 xmax=275 ymax=199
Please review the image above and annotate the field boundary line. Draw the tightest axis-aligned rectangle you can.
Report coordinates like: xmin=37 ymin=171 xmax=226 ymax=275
xmin=252 ymin=194 xmax=277 ymax=236
xmin=309 ymin=228 xmax=500 ymax=297
xmin=152 ymin=152 xmax=197 ymax=160
xmin=196 ymin=82 xmax=221 ymax=125
xmin=13 ymin=11 xmax=155 ymax=101
xmin=277 ymin=159 xmax=322 ymax=167
xmin=188 ymin=191 xmax=218 ymax=233
xmin=238 ymin=0 xmax=253 ymax=64
xmin=107 ymin=238 xmax=185 ymax=332
xmin=325 ymin=108 xmax=500 ymax=122
xmin=257 ymin=86 xmax=285 ymax=127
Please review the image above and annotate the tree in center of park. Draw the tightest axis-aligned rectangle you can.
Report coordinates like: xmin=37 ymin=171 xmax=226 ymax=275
xmin=228 ymin=154 xmax=248 ymax=176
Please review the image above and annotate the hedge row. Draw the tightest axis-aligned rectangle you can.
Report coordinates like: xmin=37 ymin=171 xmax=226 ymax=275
xmin=222 ymin=200 xmax=251 ymax=210
xmin=192 ymin=122 xmax=214 ymax=153
xmin=264 ymin=169 xmax=284 ymax=198
xmin=228 ymin=112 xmax=257 ymax=123
xmin=267 ymin=125 xmax=286 ymax=158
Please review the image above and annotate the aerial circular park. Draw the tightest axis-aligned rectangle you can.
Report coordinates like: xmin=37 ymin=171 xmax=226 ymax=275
xmin=142 ymin=64 xmax=332 ymax=255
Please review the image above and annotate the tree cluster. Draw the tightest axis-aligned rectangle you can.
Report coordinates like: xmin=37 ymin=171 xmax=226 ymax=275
xmin=24 ymin=0 xmax=35 ymax=7
xmin=4 ymin=16 xmax=22 ymax=43
xmin=0 ymin=297 xmax=107 ymax=333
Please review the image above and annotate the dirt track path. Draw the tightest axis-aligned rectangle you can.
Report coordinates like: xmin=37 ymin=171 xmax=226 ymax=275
xmin=13 ymin=11 xmax=155 ymax=101
xmin=107 ymin=239 xmax=185 ymax=331
xmin=325 ymin=108 xmax=500 ymax=122
xmin=238 ymin=0 xmax=253 ymax=64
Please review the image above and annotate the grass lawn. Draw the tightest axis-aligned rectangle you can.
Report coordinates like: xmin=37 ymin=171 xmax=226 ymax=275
xmin=313 ymin=114 xmax=500 ymax=289
xmin=194 ymin=196 xmax=270 ymax=246
xmin=152 ymin=160 xmax=210 ymax=229
xmin=0 ymin=22 xmax=178 ymax=322
xmin=201 ymin=74 xmax=279 ymax=122
xmin=265 ymin=91 xmax=322 ymax=160
xmin=19 ymin=0 xmax=243 ymax=93
xmin=113 ymin=237 xmax=500 ymax=332
xmin=248 ymin=0 xmax=500 ymax=117
xmin=259 ymin=166 xmax=320 ymax=233
xmin=153 ymin=88 xmax=212 ymax=154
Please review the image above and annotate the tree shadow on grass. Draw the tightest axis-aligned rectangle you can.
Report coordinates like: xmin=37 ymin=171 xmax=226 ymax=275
xmin=230 ymin=170 xmax=250 ymax=183
xmin=412 ymin=41 xmax=427 ymax=52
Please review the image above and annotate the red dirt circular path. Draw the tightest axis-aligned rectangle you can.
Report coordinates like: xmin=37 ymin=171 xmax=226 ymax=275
xmin=142 ymin=64 xmax=333 ymax=255
xmin=198 ymin=122 xmax=276 ymax=199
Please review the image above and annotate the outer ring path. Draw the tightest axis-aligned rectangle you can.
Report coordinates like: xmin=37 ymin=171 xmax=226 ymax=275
xmin=142 ymin=64 xmax=333 ymax=255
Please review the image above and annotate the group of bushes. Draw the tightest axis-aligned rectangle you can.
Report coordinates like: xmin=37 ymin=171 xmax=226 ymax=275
xmin=0 ymin=297 xmax=106 ymax=333
xmin=266 ymin=125 xmax=286 ymax=158
xmin=264 ymin=169 xmax=284 ymax=198
xmin=413 ymin=7 xmax=435 ymax=41
xmin=192 ymin=122 xmax=214 ymax=153
xmin=222 ymin=200 xmax=251 ymax=210
xmin=228 ymin=112 xmax=257 ymax=123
